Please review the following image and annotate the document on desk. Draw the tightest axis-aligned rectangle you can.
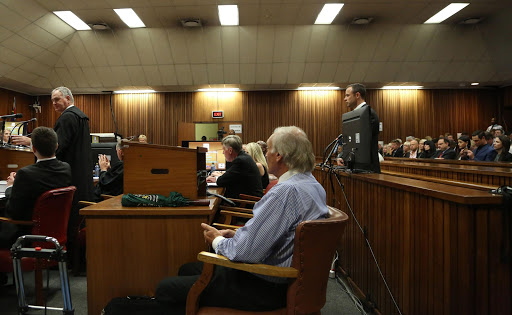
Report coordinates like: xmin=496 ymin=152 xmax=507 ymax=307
xmin=207 ymin=182 xmax=218 ymax=187
xmin=0 ymin=180 xmax=7 ymax=198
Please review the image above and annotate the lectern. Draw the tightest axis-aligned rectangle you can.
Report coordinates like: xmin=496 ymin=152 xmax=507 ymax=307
xmin=122 ymin=141 xmax=207 ymax=199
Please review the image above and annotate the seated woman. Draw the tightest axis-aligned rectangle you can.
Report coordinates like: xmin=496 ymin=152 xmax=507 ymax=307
xmin=493 ymin=135 xmax=512 ymax=162
xmin=456 ymin=135 xmax=471 ymax=160
xmin=245 ymin=142 xmax=270 ymax=190
xmin=418 ymin=140 xmax=436 ymax=159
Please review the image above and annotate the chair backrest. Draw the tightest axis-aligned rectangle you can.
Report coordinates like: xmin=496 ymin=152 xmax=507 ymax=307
xmin=31 ymin=186 xmax=76 ymax=248
xmin=264 ymin=180 xmax=278 ymax=194
xmin=286 ymin=206 xmax=349 ymax=314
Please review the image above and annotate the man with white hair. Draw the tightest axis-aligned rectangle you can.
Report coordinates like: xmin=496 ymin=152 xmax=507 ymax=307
xmin=156 ymin=126 xmax=328 ymax=313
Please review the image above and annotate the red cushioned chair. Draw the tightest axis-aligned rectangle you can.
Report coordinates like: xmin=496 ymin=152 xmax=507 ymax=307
xmin=0 ymin=186 xmax=76 ymax=305
xmin=186 ymin=206 xmax=349 ymax=315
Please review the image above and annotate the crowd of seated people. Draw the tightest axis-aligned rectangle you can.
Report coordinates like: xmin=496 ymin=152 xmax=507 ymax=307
xmin=383 ymin=125 xmax=512 ymax=163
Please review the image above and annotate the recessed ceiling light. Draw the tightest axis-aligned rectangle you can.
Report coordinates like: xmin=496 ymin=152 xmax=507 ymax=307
xmin=53 ymin=11 xmax=91 ymax=30
xmin=471 ymin=82 xmax=479 ymax=86
xmin=197 ymin=88 xmax=240 ymax=92
xmin=114 ymin=90 xmax=155 ymax=94
xmin=298 ymin=87 xmax=340 ymax=90
xmin=218 ymin=5 xmax=239 ymax=26
xmin=315 ymin=3 xmax=344 ymax=25
xmin=382 ymin=86 xmax=423 ymax=90
xmin=460 ymin=17 xmax=482 ymax=24
xmin=114 ymin=8 xmax=146 ymax=28
xmin=181 ymin=19 xmax=202 ymax=27
xmin=424 ymin=3 xmax=469 ymax=24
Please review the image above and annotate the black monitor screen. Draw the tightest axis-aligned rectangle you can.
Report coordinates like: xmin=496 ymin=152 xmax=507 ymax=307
xmin=91 ymin=142 xmax=120 ymax=168
xmin=341 ymin=106 xmax=373 ymax=171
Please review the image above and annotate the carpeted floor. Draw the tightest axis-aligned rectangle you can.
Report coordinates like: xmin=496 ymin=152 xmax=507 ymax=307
xmin=0 ymin=271 xmax=365 ymax=315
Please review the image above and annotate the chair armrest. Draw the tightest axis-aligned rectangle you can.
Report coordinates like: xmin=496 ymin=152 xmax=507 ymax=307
xmin=220 ymin=210 xmax=253 ymax=219
xmin=218 ymin=206 xmax=253 ymax=214
xmin=238 ymin=194 xmax=261 ymax=202
xmin=197 ymin=251 xmax=298 ymax=278
xmin=0 ymin=216 xmax=34 ymax=226
xmin=228 ymin=198 xmax=257 ymax=206
xmin=212 ymin=223 xmax=241 ymax=230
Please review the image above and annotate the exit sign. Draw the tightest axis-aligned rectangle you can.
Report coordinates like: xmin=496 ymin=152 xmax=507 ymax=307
xmin=212 ymin=110 xmax=224 ymax=118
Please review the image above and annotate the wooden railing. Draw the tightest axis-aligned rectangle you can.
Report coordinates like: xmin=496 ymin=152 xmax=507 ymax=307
xmin=314 ymin=167 xmax=510 ymax=315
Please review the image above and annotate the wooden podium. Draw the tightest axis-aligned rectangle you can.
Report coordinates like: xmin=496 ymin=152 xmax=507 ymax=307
xmin=0 ymin=146 xmax=34 ymax=178
xmin=122 ymin=141 xmax=207 ymax=199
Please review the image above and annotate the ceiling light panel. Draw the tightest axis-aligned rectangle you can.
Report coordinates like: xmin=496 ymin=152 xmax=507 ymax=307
xmin=53 ymin=11 xmax=91 ymax=30
xmin=424 ymin=3 xmax=469 ymax=24
xmin=114 ymin=89 xmax=155 ymax=94
xmin=298 ymin=87 xmax=340 ymax=90
xmin=315 ymin=3 xmax=344 ymax=25
xmin=197 ymin=88 xmax=240 ymax=92
xmin=218 ymin=5 xmax=239 ymax=26
xmin=382 ymin=86 xmax=423 ymax=90
xmin=114 ymin=8 xmax=146 ymax=28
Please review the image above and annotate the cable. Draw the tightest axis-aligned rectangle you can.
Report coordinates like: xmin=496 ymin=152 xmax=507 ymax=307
xmin=331 ymin=172 xmax=403 ymax=315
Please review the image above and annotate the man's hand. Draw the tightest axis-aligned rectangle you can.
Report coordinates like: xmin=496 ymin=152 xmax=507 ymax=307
xmin=11 ymin=135 xmax=31 ymax=146
xmin=98 ymin=154 xmax=110 ymax=171
xmin=466 ymin=149 xmax=474 ymax=160
xmin=6 ymin=172 xmax=16 ymax=186
xmin=206 ymin=176 xmax=217 ymax=183
xmin=201 ymin=223 xmax=221 ymax=245
xmin=336 ymin=157 xmax=344 ymax=166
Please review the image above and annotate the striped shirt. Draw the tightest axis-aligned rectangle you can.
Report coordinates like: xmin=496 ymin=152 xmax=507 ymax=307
xmin=215 ymin=171 xmax=328 ymax=283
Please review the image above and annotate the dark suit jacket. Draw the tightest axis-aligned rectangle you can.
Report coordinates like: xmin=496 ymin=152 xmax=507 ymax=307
xmin=433 ymin=148 xmax=456 ymax=159
xmin=216 ymin=151 xmax=263 ymax=199
xmin=0 ymin=159 xmax=72 ymax=247
xmin=392 ymin=146 xmax=403 ymax=158
xmin=93 ymin=161 xmax=124 ymax=202
xmin=496 ymin=151 xmax=512 ymax=162
xmin=54 ymin=106 xmax=94 ymax=202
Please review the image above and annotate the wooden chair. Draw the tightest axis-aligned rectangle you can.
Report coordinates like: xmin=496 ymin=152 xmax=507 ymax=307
xmin=0 ymin=186 xmax=76 ymax=305
xmin=186 ymin=206 xmax=349 ymax=315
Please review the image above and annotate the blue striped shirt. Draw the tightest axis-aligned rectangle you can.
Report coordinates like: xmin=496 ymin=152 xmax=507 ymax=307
xmin=215 ymin=171 xmax=328 ymax=283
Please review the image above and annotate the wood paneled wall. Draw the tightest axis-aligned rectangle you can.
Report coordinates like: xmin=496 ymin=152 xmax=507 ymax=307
xmin=0 ymin=88 xmax=35 ymax=123
xmin=3 ymin=87 xmax=504 ymax=156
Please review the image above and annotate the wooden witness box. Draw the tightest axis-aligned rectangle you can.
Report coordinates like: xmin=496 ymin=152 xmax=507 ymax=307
xmin=0 ymin=146 xmax=34 ymax=179
xmin=122 ymin=141 xmax=207 ymax=199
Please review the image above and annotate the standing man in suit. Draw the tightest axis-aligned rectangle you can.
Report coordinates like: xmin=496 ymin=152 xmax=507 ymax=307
xmin=0 ymin=127 xmax=72 ymax=248
xmin=433 ymin=137 xmax=456 ymax=159
xmin=336 ymin=83 xmax=381 ymax=173
xmin=206 ymin=135 xmax=263 ymax=198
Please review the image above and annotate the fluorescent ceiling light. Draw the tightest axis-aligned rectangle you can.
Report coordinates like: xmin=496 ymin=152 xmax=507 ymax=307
xmin=114 ymin=90 xmax=155 ymax=94
xmin=382 ymin=86 xmax=423 ymax=90
xmin=218 ymin=5 xmax=239 ymax=26
xmin=315 ymin=3 xmax=344 ymax=25
xmin=53 ymin=11 xmax=91 ymax=30
xmin=197 ymin=88 xmax=240 ymax=92
xmin=114 ymin=8 xmax=146 ymax=28
xmin=424 ymin=3 xmax=469 ymax=24
xmin=298 ymin=87 xmax=340 ymax=90
xmin=471 ymin=82 xmax=479 ymax=86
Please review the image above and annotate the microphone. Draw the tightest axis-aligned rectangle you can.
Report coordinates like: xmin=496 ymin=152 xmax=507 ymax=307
xmin=0 ymin=113 xmax=22 ymax=119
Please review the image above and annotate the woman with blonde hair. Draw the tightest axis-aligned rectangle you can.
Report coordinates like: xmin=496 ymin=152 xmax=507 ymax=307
xmin=245 ymin=142 xmax=270 ymax=189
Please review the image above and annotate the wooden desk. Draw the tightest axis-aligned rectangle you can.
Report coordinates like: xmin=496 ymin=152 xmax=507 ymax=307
xmin=0 ymin=146 xmax=34 ymax=178
xmin=315 ymin=168 xmax=510 ymax=315
xmin=81 ymin=190 xmax=223 ymax=315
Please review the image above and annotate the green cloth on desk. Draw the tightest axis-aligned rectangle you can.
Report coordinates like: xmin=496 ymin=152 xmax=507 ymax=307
xmin=121 ymin=192 xmax=189 ymax=207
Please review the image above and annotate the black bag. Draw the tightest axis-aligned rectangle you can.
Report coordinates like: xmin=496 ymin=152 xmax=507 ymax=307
xmin=102 ymin=296 xmax=169 ymax=315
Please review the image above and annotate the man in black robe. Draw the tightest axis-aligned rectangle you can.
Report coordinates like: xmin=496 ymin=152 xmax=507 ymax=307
xmin=93 ymin=142 xmax=124 ymax=201
xmin=206 ymin=135 xmax=263 ymax=199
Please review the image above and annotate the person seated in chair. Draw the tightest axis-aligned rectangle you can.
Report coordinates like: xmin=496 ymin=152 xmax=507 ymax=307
xmin=0 ymin=127 xmax=72 ymax=249
xmin=93 ymin=142 xmax=124 ymax=202
xmin=206 ymin=135 xmax=263 ymax=199
xmin=156 ymin=126 xmax=329 ymax=314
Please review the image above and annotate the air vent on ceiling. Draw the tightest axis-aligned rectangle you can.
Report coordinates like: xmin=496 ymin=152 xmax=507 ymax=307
xmin=91 ymin=23 xmax=110 ymax=30
xmin=460 ymin=17 xmax=483 ymax=24
xmin=181 ymin=19 xmax=202 ymax=27
xmin=351 ymin=17 xmax=373 ymax=25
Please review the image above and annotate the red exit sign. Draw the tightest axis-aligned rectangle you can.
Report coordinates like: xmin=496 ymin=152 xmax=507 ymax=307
xmin=212 ymin=110 xmax=224 ymax=118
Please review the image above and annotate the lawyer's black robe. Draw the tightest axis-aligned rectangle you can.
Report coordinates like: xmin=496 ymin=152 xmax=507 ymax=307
xmin=54 ymin=106 xmax=94 ymax=202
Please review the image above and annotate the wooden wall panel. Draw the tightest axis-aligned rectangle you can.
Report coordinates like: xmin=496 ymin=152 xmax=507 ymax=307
xmin=0 ymin=88 xmax=36 ymax=130
xmin=5 ymin=87 xmax=507 ymax=156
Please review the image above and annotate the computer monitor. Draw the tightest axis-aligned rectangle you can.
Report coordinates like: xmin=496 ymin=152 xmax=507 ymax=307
xmin=341 ymin=105 xmax=373 ymax=171
xmin=186 ymin=141 xmax=226 ymax=170
xmin=91 ymin=142 xmax=120 ymax=167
